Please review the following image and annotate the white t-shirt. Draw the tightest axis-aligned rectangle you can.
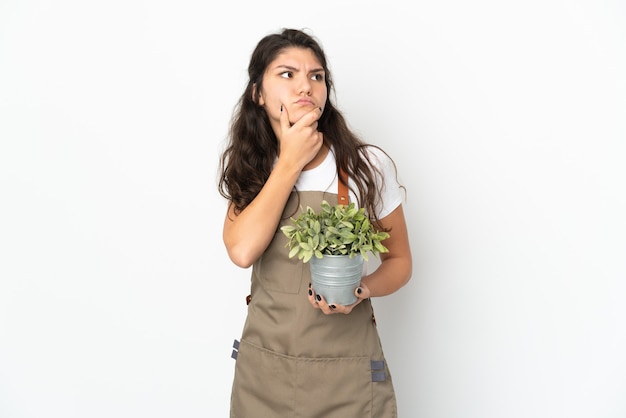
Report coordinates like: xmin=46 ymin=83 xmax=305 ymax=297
xmin=294 ymin=146 xmax=404 ymax=219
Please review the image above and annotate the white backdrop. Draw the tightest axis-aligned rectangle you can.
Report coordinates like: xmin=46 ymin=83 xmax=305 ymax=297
xmin=1 ymin=1 xmax=625 ymax=417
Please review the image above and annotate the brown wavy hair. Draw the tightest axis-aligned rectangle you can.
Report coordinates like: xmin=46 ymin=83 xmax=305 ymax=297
xmin=218 ymin=28 xmax=399 ymax=226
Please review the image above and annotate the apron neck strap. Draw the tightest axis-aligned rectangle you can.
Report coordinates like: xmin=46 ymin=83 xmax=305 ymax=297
xmin=338 ymin=167 xmax=349 ymax=205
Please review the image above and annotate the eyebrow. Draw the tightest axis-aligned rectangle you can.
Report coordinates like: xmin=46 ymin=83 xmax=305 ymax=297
xmin=273 ymin=64 xmax=325 ymax=74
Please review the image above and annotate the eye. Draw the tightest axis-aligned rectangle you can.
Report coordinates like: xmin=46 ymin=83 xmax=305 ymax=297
xmin=280 ymin=71 xmax=293 ymax=79
xmin=312 ymin=73 xmax=324 ymax=81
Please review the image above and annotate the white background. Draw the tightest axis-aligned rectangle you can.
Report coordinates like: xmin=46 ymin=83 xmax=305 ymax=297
xmin=1 ymin=0 xmax=625 ymax=417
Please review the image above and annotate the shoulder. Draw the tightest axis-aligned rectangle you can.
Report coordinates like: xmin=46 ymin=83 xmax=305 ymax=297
xmin=359 ymin=145 xmax=397 ymax=173
xmin=358 ymin=145 xmax=405 ymax=219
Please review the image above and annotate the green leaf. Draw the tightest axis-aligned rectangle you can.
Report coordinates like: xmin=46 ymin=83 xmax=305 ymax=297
xmin=327 ymin=226 xmax=340 ymax=235
xmin=281 ymin=225 xmax=295 ymax=235
xmin=374 ymin=241 xmax=389 ymax=253
xmin=340 ymin=230 xmax=356 ymax=239
xmin=288 ymin=246 xmax=300 ymax=258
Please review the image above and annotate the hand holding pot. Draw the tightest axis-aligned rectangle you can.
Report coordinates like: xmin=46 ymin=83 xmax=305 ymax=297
xmin=308 ymin=282 xmax=371 ymax=315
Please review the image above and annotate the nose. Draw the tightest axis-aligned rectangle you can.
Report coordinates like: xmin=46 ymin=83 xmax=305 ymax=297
xmin=298 ymin=75 xmax=312 ymax=95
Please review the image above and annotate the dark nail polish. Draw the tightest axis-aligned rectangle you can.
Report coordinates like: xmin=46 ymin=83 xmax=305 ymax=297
xmin=316 ymin=294 xmax=321 ymax=301
xmin=357 ymin=287 xmax=362 ymax=295
xmin=308 ymin=282 xmax=311 ymax=288
xmin=308 ymin=289 xmax=312 ymax=296
xmin=330 ymin=305 xmax=336 ymax=309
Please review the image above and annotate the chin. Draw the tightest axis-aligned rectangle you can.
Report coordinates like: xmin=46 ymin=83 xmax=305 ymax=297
xmin=289 ymin=110 xmax=308 ymax=124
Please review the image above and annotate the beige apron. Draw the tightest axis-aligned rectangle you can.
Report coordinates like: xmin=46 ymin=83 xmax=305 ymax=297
xmin=230 ymin=190 xmax=397 ymax=417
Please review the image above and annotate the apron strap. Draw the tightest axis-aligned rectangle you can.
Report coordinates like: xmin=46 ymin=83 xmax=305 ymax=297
xmin=338 ymin=167 xmax=349 ymax=205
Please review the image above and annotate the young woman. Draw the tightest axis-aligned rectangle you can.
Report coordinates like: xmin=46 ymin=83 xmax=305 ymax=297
xmin=219 ymin=28 xmax=412 ymax=417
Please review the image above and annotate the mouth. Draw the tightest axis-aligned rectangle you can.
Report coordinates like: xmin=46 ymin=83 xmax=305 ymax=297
xmin=296 ymin=99 xmax=315 ymax=106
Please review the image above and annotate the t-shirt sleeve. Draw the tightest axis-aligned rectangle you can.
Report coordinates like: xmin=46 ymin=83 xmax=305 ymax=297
xmin=366 ymin=146 xmax=404 ymax=219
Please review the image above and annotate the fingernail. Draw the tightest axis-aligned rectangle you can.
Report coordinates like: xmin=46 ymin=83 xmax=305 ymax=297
xmin=357 ymin=287 xmax=362 ymax=295
xmin=308 ymin=289 xmax=313 ymax=296
xmin=330 ymin=305 xmax=336 ymax=309
xmin=308 ymin=282 xmax=311 ymax=288
xmin=316 ymin=294 xmax=321 ymax=301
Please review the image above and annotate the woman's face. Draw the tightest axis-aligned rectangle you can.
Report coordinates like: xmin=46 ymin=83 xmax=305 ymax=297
xmin=257 ymin=47 xmax=327 ymax=132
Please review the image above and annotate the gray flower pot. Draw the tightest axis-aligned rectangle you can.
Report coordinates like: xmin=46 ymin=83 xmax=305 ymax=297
xmin=309 ymin=254 xmax=363 ymax=306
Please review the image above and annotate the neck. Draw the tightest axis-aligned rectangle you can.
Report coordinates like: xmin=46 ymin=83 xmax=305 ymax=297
xmin=302 ymin=142 xmax=329 ymax=171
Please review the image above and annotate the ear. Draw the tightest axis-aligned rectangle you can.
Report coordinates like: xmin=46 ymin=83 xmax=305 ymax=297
xmin=252 ymin=83 xmax=265 ymax=106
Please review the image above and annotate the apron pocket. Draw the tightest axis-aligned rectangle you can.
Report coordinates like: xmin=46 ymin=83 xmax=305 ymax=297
xmin=295 ymin=356 xmax=372 ymax=417
xmin=231 ymin=340 xmax=297 ymax=417
xmin=232 ymin=340 xmax=395 ymax=417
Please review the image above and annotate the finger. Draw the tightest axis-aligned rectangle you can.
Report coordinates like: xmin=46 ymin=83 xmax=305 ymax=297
xmin=329 ymin=303 xmax=349 ymax=315
xmin=279 ymin=103 xmax=291 ymax=131
xmin=315 ymin=293 xmax=335 ymax=315
xmin=355 ymin=285 xmax=370 ymax=299
xmin=332 ymin=299 xmax=359 ymax=315
xmin=292 ymin=106 xmax=322 ymax=129
xmin=308 ymin=283 xmax=320 ymax=309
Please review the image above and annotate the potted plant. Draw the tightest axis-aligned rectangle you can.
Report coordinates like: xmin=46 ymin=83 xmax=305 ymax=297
xmin=281 ymin=200 xmax=390 ymax=305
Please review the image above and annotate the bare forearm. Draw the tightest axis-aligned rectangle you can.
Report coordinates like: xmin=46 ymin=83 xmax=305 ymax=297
xmin=361 ymin=256 xmax=412 ymax=297
xmin=360 ymin=204 xmax=412 ymax=297
xmin=223 ymin=162 xmax=301 ymax=267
